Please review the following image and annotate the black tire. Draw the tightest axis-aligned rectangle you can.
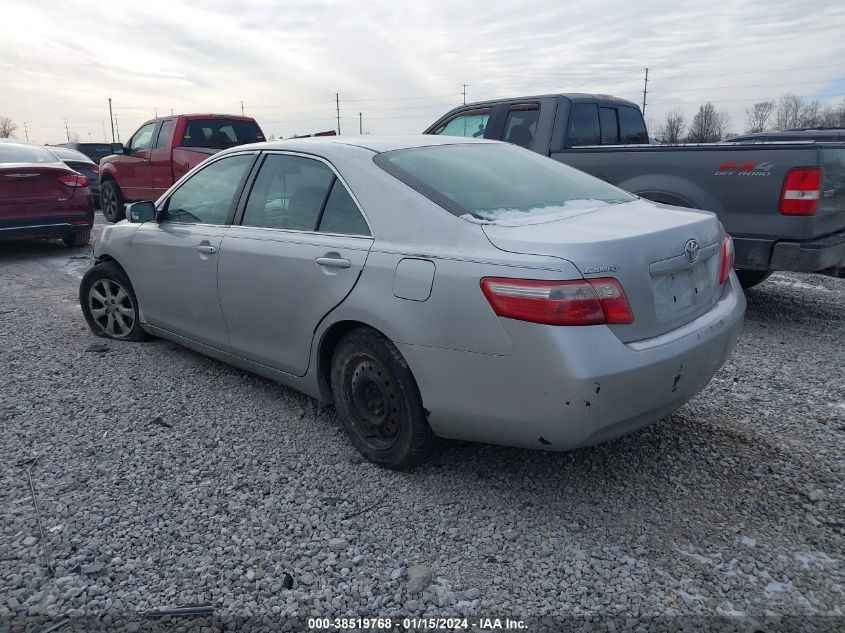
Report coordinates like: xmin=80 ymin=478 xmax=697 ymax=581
xmin=100 ymin=180 xmax=125 ymax=222
xmin=736 ymin=270 xmax=772 ymax=289
xmin=331 ymin=328 xmax=437 ymax=469
xmin=79 ymin=261 xmax=150 ymax=341
xmin=63 ymin=230 xmax=91 ymax=248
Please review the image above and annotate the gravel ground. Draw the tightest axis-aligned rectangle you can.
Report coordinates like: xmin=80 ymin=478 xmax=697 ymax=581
xmin=1 ymin=221 xmax=843 ymax=632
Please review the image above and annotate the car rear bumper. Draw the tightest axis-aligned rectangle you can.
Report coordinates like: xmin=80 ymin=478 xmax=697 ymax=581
xmin=0 ymin=216 xmax=93 ymax=241
xmin=399 ymin=274 xmax=746 ymax=450
xmin=734 ymin=229 xmax=845 ymax=273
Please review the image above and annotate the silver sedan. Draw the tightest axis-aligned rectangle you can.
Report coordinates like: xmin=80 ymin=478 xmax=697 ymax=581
xmin=81 ymin=136 xmax=746 ymax=469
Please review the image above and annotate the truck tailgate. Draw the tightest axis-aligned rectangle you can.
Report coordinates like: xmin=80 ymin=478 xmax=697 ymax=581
xmin=818 ymin=146 xmax=845 ymax=236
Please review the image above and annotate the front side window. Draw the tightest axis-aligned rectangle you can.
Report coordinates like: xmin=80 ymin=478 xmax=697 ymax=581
xmin=566 ymin=103 xmax=600 ymax=147
xmin=129 ymin=123 xmax=157 ymax=152
xmin=162 ymin=154 xmax=252 ymax=225
xmin=242 ymin=154 xmax=334 ymax=231
xmin=502 ymin=105 xmax=539 ymax=149
xmin=431 ymin=109 xmax=491 ymax=139
xmin=618 ymin=107 xmax=648 ymax=144
xmin=375 ymin=143 xmax=634 ymax=221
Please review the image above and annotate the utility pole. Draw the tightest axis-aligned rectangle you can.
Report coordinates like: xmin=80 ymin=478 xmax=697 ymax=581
xmin=335 ymin=93 xmax=341 ymax=135
xmin=154 ymin=107 xmax=158 ymax=117
xmin=102 ymin=120 xmax=107 ymax=142
xmin=114 ymin=115 xmax=121 ymax=142
xmin=64 ymin=117 xmax=70 ymax=142
xmin=88 ymin=132 xmax=92 ymax=141
xmin=359 ymin=112 xmax=362 ymax=134
xmin=462 ymin=84 xmax=467 ymax=105
xmin=240 ymin=100 xmax=245 ymax=116
xmin=108 ymin=98 xmax=115 ymax=142
xmin=170 ymin=108 xmax=174 ymax=116
xmin=642 ymin=67 xmax=649 ymax=115
xmin=23 ymin=122 xmax=29 ymax=140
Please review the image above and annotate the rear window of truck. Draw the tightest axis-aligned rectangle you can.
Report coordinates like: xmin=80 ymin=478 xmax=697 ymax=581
xmin=180 ymin=118 xmax=265 ymax=148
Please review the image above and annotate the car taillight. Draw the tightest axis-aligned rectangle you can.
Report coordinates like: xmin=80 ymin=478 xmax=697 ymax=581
xmin=90 ymin=165 xmax=100 ymax=174
xmin=719 ymin=234 xmax=735 ymax=285
xmin=479 ymin=277 xmax=633 ymax=326
xmin=57 ymin=174 xmax=89 ymax=187
xmin=780 ymin=167 xmax=821 ymax=215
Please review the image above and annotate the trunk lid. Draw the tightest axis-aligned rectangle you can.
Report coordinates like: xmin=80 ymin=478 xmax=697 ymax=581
xmin=480 ymin=198 xmax=724 ymax=342
xmin=0 ymin=164 xmax=76 ymax=205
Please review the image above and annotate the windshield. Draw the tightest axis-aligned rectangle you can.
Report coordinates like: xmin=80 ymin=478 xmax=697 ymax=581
xmin=0 ymin=142 xmax=59 ymax=164
xmin=180 ymin=118 xmax=265 ymax=148
xmin=374 ymin=142 xmax=634 ymax=220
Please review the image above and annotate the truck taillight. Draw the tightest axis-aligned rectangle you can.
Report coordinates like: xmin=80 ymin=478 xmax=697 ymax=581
xmin=719 ymin=234 xmax=735 ymax=285
xmin=780 ymin=167 xmax=821 ymax=215
xmin=480 ymin=277 xmax=634 ymax=326
xmin=57 ymin=174 xmax=89 ymax=187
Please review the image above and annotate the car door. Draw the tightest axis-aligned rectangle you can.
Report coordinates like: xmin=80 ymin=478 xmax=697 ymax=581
xmin=149 ymin=118 xmax=176 ymax=199
xmin=129 ymin=152 xmax=257 ymax=349
xmin=120 ymin=122 xmax=158 ymax=200
xmin=217 ymin=152 xmax=373 ymax=376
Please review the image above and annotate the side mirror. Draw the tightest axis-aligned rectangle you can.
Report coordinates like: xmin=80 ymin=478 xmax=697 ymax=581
xmin=110 ymin=142 xmax=126 ymax=155
xmin=126 ymin=201 xmax=157 ymax=223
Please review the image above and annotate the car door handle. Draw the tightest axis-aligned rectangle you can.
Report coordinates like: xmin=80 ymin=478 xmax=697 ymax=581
xmin=194 ymin=245 xmax=217 ymax=254
xmin=315 ymin=256 xmax=351 ymax=269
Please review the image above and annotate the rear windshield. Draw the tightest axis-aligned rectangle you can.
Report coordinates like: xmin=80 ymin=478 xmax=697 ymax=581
xmin=48 ymin=147 xmax=93 ymax=163
xmin=0 ymin=143 xmax=58 ymax=164
xmin=180 ymin=118 xmax=265 ymax=148
xmin=73 ymin=144 xmax=112 ymax=162
xmin=374 ymin=143 xmax=634 ymax=221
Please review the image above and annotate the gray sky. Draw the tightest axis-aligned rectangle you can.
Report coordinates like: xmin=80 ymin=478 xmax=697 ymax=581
xmin=2 ymin=0 xmax=844 ymax=143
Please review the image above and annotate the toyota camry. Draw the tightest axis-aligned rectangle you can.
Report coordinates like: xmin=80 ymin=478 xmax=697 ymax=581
xmin=80 ymin=136 xmax=745 ymax=469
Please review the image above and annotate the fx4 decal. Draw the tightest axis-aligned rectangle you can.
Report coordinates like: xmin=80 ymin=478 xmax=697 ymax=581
xmin=715 ymin=161 xmax=774 ymax=177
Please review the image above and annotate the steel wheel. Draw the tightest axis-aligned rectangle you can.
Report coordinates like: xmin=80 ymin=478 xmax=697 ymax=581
xmin=88 ymin=278 xmax=135 ymax=338
xmin=347 ymin=356 xmax=401 ymax=451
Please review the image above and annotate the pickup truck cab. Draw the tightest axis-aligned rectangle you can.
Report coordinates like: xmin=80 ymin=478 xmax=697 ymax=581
xmin=99 ymin=114 xmax=264 ymax=222
xmin=425 ymin=95 xmax=845 ymax=287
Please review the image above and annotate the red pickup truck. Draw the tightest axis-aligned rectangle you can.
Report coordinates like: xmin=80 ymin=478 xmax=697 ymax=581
xmin=98 ymin=114 xmax=264 ymax=221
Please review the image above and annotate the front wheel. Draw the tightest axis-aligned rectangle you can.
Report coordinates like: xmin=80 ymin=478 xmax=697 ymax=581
xmin=100 ymin=180 xmax=125 ymax=222
xmin=331 ymin=328 xmax=437 ymax=469
xmin=736 ymin=270 xmax=772 ymax=289
xmin=79 ymin=262 xmax=149 ymax=341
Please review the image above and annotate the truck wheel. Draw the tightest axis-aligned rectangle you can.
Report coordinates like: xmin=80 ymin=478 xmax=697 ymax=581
xmin=63 ymin=230 xmax=91 ymax=248
xmin=736 ymin=270 xmax=772 ymax=289
xmin=100 ymin=180 xmax=125 ymax=222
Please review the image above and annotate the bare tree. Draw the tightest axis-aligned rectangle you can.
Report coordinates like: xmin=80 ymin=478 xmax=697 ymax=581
xmin=819 ymin=100 xmax=845 ymax=127
xmin=657 ymin=109 xmax=687 ymax=144
xmin=800 ymin=99 xmax=822 ymax=127
xmin=687 ymin=103 xmax=730 ymax=142
xmin=0 ymin=116 xmax=17 ymax=138
xmin=745 ymin=101 xmax=774 ymax=133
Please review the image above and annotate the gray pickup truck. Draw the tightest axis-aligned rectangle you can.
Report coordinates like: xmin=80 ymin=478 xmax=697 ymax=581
xmin=424 ymin=94 xmax=845 ymax=288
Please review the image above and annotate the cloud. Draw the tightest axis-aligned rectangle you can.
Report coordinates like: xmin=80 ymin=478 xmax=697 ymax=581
xmin=1 ymin=0 xmax=843 ymax=142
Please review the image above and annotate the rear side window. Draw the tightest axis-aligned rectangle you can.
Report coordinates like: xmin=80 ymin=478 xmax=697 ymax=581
xmin=566 ymin=103 xmax=600 ymax=147
xmin=431 ymin=109 xmax=491 ymax=138
xmin=502 ymin=105 xmax=539 ymax=149
xmin=155 ymin=120 xmax=175 ymax=149
xmin=599 ymin=107 xmax=619 ymax=144
xmin=318 ymin=181 xmax=370 ymax=235
xmin=242 ymin=154 xmax=334 ymax=231
xmin=618 ymin=107 xmax=648 ymax=144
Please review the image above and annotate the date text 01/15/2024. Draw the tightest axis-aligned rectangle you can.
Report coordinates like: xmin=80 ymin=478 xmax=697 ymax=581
xmin=307 ymin=617 xmax=528 ymax=630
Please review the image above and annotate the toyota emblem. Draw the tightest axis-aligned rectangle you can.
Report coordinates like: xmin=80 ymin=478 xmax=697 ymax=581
xmin=684 ymin=239 xmax=700 ymax=264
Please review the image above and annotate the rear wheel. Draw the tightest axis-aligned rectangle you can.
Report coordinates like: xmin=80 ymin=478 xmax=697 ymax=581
xmin=80 ymin=262 xmax=149 ymax=341
xmin=736 ymin=270 xmax=772 ymax=289
xmin=63 ymin=230 xmax=90 ymax=248
xmin=331 ymin=328 xmax=437 ymax=470
xmin=100 ymin=180 xmax=125 ymax=222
